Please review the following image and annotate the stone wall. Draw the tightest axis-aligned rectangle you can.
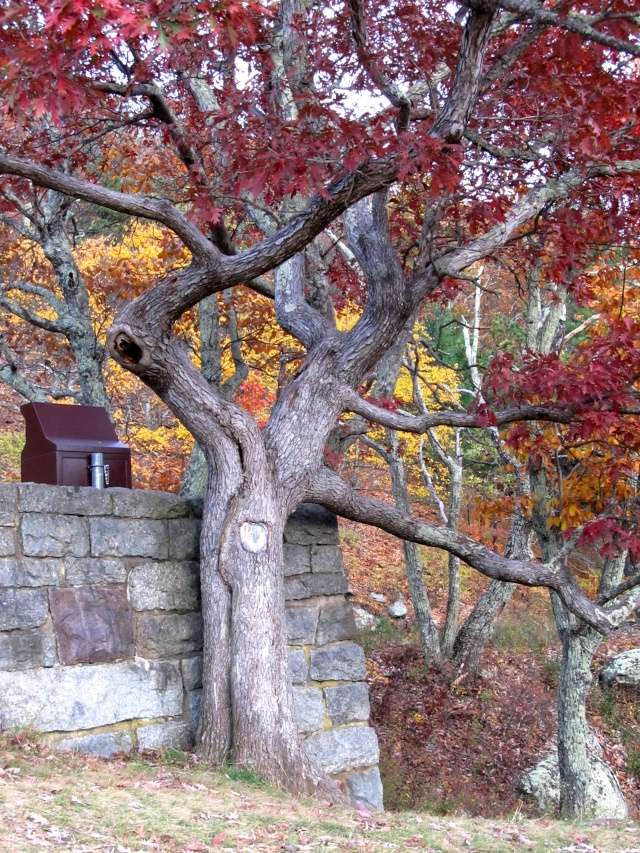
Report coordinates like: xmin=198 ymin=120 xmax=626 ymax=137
xmin=0 ymin=483 xmax=382 ymax=809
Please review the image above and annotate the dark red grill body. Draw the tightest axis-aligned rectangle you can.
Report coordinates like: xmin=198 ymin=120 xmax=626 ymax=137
xmin=21 ymin=402 xmax=131 ymax=488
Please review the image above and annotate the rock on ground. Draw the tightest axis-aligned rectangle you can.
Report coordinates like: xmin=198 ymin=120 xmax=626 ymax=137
xmin=352 ymin=605 xmax=380 ymax=632
xmin=519 ymin=734 xmax=628 ymax=819
xmin=599 ymin=648 xmax=640 ymax=688
xmin=388 ymin=595 xmax=407 ymax=619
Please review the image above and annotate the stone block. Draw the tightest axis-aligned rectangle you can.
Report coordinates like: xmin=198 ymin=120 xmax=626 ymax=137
xmin=0 ymin=588 xmax=49 ymax=630
xmin=0 ymin=528 xmax=15 ymax=557
xmin=293 ymin=686 xmax=325 ymax=734
xmin=50 ymin=585 xmax=134 ymax=665
xmin=304 ymin=726 xmax=379 ymax=775
xmin=90 ymin=517 xmax=168 ymax=559
xmin=285 ymin=605 xmax=319 ymax=644
xmin=110 ymin=488 xmax=193 ymax=519
xmin=21 ymin=513 xmax=89 ymax=558
xmin=284 ymin=504 xmax=338 ymax=546
xmin=345 ymin=767 xmax=384 ymax=811
xmin=136 ymin=612 xmax=203 ymax=657
xmin=186 ymin=689 xmax=202 ymax=731
xmin=283 ymin=543 xmax=311 ymax=577
xmin=309 ymin=642 xmax=366 ymax=682
xmin=324 ymin=683 xmax=370 ymax=725
xmin=137 ymin=720 xmax=194 ymax=751
xmin=168 ymin=519 xmax=200 ymax=560
xmin=315 ymin=599 xmax=357 ymax=645
xmin=311 ymin=545 xmax=342 ymax=574
xmin=65 ymin=557 xmax=127 ymax=586
xmin=128 ymin=562 xmax=200 ymax=611
xmin=287 ymin=648 xmax=308 ymax=684
xmin=0 ymin=557 xmax=61 ymax=587
xmin=19 ymin=484 xmax=112 ymax=516
xmin=284 ymin=573 xmax=348 ymax=601
xmin=0 ymin=625 xmax=56 ymax=670
xmin=0 ymin=484 xmax=17 ymax=526
xmin=0 ymin=659 xmax=183 ymax=732
xmin=55 ymin=731 xmax=132 ymax=758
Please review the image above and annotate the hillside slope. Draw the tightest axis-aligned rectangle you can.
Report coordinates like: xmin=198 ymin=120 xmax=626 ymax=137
xmin=1 ymin=734 xmax=639 ymax=852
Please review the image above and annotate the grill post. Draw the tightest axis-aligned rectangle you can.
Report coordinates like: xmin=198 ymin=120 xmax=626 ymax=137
xmin=89 ymin=453 xmax=106 ymax=489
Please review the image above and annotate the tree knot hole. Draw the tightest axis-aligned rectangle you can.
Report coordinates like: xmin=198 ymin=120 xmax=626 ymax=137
xmin=114 ymin=333 xmax=143 ymax=365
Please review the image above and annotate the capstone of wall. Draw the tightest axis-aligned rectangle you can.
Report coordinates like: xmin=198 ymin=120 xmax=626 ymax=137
xmin=0 ymin=483 xmax=382 ymax=810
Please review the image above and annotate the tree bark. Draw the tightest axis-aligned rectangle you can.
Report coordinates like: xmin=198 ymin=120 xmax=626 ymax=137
xmin=530 ymin=461 xmax=630 ymax=819
xmin=388 ymin=443 xmax=441 ymax=666
xmin=441 ymin=456 xmax=463 ymax=658
xmin=452 ymin=579 xmax=515 ymax=673
xmin=554 ymin=551 xmax=629 ymax=819
xmin=441 ymin=552 xmax=461 ymax=658
xmin=556 ymin=619 xmax=601 ymax=819
xmin=216 ymin=488 xmax=329 ymax=793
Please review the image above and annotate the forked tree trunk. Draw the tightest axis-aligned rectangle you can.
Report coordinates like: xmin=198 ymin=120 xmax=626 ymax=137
xmin=451 ymin=505 xmax=529 ymax=673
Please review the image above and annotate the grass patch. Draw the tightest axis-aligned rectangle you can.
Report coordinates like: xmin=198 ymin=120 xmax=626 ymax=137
xmin=224 ymin=764 xmax=270 ymax=788
xmin=1 ymin=735 xmax=639 ymax=852
xmin=491 ymin=606 xmax=556 ymax=655
xmin=357 ymin=616 xmax=416 ymax=654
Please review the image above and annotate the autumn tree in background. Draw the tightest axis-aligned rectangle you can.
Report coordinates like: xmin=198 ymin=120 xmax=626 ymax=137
xmin=1 ymin=0 xmax=640 ymax=813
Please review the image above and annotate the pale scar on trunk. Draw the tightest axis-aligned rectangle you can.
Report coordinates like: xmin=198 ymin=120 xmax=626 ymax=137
xmin=239 ymin=522 xmax=268 ymax=553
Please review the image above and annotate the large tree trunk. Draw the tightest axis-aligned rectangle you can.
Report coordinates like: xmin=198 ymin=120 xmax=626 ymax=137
xmin=530 ymin=461 xmax=628 ymax=819
xmin=197 ymin=450 xmax=336 ymax=796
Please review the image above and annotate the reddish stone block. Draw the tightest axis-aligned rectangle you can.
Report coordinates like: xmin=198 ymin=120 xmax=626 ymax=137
xmin=49 ymin=585 xmax=134 ymax=664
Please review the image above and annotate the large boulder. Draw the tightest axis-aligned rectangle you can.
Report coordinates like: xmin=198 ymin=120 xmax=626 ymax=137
xmin=599 ymin=648 xmax=640 ymax=688
xmin=519 ymin=735 xmax=628 ymax=819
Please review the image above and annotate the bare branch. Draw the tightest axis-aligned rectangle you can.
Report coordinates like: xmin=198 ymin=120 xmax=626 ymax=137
xmin=418 ymin=436 xmax=449 ymax=524
xmin=220 ymin=290 xmax=249 ymax=398
xmin=0 ymin=334 xmax=73 ymax=402
xmin=597 ymin=570 xmax=640 ymax=607
xmin=0 ymin=151 xmax=218 ymax=260
xmin=416 ymin=160 xmax=640 ymax=292
xmin=348 ymin=0 xmax=411 ymax=122
xmin=487 ymin=0 xmax=640 ymax=57
xmin=341 ymin=387 xmax=575 ymax=430
xmin=3 ymin=280 xmax=66 ymax=314
xmin=432 ymin=5 xmax=496 ymax=143
xmin=0 ymin=292 xmax=66 ymax=334
xmin=307 ymin=466 xmax=612 ymax=633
